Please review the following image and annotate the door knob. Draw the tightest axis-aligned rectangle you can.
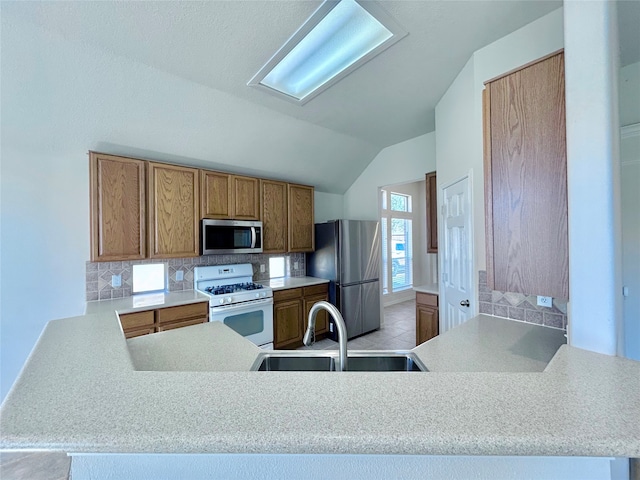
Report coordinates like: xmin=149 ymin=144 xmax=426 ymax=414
xmin=460 ymin=300 xmax=470 ymax=307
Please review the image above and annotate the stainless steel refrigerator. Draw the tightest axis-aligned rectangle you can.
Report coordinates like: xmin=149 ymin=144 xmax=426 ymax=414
xmin=307 ymin=220 xmax=381 ymax=340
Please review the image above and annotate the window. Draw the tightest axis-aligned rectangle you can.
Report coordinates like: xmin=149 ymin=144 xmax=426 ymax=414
xmin=132 ymin=263 xmax=167 ymax=294
xmin=381 ymin=190 xmax=413 ymax=294
xmin=269 ymin=257 xmax=285 ymax=278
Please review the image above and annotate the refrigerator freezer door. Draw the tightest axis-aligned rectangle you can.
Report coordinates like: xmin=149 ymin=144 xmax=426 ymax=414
xmin=339 ymin=284 xmax=363 ymax=339
xmin=360 ymin=221 xmax=381 ymax=282
xmin=308 ymin=222 xmax=338 ymax=281
xmin=339 ymin=220 xmax=362 ymax=285
xmin=361 ymin=280 xmax=381 ymax=334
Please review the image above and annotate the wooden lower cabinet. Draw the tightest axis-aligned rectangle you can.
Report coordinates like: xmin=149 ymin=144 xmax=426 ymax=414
xmin=119 ymin=301 xmax=209 ymax=339
xmin=273 ymin=283 xmax=329 ymax=349
xmin=303 ymin=285 xmax=329 ymax=336
xmin=416 ymin=292 xmax=438 ymax=346
xmin=274 ymin=298 xmax=304 ymax=349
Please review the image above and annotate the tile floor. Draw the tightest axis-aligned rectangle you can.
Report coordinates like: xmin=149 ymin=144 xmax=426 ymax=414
xmin=298 ymin=298 xmax=417 ymax=351
xmin=0 ymin=299 xmax=417 ymax=479
xmin=0 ymin=451 xmax=71 ymax=480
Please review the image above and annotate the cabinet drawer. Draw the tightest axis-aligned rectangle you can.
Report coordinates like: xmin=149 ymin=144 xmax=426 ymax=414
xmin=274 ymin=288 xmax=303 ymax=302
xmin=416 ymin=292 xmax=438 ymax=307
xmin=303 ymin=283 xmax=328 ymax=296
xmin=157 ymin=317 xmax=207 ymax=332
xmin=156 ymin=302 xmax=209 ymax=324
xmin=119 ymin=310 xmax=155 ymax=331
xmin=123 ymin=326 xmax=155 ymax=339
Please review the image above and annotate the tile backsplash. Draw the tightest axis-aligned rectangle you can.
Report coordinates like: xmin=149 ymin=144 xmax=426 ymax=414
xmin=86 ymin=253 xmax=306 ymax=301
xmin=478 ymin=270 xmax=567 ymax=330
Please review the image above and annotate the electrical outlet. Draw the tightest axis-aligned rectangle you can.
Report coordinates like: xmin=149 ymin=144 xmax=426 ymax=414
xmin=294 ymin=261 xmax=299 ymax=269
xmin=537 ymin=295 xmax=552 ymax=308
xmin=260 ymin=264 xmax=266 ymax=273
xmin=111 ymin=274 xmax=121 ymax=288
xmin=176 ymin=270 xmax=184 ymax=281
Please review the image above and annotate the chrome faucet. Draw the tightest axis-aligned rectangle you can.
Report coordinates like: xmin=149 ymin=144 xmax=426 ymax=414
xmin=303 ymin=301 xmax=348 ymax=371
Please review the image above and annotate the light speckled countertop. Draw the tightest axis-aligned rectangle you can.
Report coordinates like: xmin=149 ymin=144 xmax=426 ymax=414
xmin=1 ymin=306 xmax=639 ymax=457
xmin=413 ymin=284 xmax=439 ymax=295
xmin=85 ymin=290 xmax=210 ymax=315
xmin=127 ymin=322 xmax=260 ymax=371
xmin=260 ymin=276 xmax=329 ymax=291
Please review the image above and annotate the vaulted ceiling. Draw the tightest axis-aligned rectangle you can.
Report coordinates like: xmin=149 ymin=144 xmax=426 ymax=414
xmin=3 ymin=1 xmax=638 ymax=194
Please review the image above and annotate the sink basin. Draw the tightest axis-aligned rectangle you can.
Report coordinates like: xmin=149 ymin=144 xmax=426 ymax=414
xmin=256 ymin=355 xmax=334 ymax=371
xmin=251 ymin=351 xmax=428 ymax=372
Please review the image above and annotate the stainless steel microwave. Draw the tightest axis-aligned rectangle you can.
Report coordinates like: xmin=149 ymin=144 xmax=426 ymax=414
xmin=201 ymin=219 xmax=263 ymax=255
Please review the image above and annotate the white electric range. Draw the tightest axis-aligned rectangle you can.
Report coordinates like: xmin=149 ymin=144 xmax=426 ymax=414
xmin=194 ymin=264 xmax=273 ymax=349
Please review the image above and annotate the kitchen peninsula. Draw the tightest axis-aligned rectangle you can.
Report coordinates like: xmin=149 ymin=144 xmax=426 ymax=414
xmin=0 ymin=300 xmax=639 ymax=479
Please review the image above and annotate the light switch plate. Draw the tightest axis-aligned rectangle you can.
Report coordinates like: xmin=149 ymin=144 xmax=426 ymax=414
xmin=537 ymin=295 xmax=552 ymax=308
xmin=176 ymin=270 xmax=184 ymax=281
xmin=260 ymin=264 xmax=266 ymax=273
xmin=294 ymin=262 xmax=299 ymax=269
xmin=111 ymin=274 xmax=121 ymax=288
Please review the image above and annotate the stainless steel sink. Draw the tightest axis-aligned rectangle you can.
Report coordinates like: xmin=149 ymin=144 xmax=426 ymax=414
xmin=251 ymin=350 xmax=428 ymax=372
xmin=255 ymin=354 xmax=335 ymax=371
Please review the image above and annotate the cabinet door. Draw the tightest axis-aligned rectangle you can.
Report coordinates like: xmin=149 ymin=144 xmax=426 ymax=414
xmin=425 ymin=171 xmax=438 ymax=254
xmin=484 ymin=52 xmax=568 ymax=299
xmin=304 ymin=293 xmax=329 ymax=336
xmin=148 ymin=163 xmax=200 ymax=258
xmin=201 ymin=170 xmax=231 ymax=219
xmin=288 ymin=184 xmax=315 ymax=252
xmin=273 ymin=299 xmax=303 ymax=349
xmin=231 ymin=175 xmax=260 ymax=220
xmin=416 ymin=305 xmax=438 ymax=346
xmin=90 ymin=152 xmax=146 ymax=261
xmin=261 ymin=179 xmax=288 ymax=253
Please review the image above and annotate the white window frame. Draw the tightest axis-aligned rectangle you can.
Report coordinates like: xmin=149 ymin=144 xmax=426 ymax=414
xmin=381 ymin=189 xmax=414 ymax=295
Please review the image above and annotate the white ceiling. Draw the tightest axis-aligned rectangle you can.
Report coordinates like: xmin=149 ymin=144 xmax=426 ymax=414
xmin=3 ymin=1 xmax=638 ymax=194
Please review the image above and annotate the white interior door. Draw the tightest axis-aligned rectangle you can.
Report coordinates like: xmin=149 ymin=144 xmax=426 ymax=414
xmin=441 ymin=176 xmax=473 ymax=333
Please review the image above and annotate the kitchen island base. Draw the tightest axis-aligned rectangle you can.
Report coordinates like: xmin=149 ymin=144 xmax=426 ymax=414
xmin=69 ymin=453 xmax=629 ymax=480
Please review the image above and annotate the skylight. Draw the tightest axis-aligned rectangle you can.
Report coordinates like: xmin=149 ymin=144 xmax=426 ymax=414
xmin=248 ymin=0 xmax=407 ymax=105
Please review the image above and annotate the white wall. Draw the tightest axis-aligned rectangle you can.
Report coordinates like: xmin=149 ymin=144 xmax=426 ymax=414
xmin=564 ymin=0 xmax=622 ymax=356
xmin=435 ymin=8 xmax=565 ymax=292
xmin=0 ymin=14 xmax=348 ymax=401
xmin=619 ymin=63 xmax=640 ymax=361
xmin=343 ymin=132 xmax=436 ymax=221
xmin=314 ymin=191 xmax=344 ymax=223
xmin=621 ymin=126 xmax=640 ymax=360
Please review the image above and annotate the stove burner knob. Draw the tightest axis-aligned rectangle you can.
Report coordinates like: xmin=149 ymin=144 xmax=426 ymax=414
xmin=219 ymin=298 xmax=225 ymax=305
xmin=255 ymin=293 xmax=260 ymax=298
xmin=225 ymin=297 xmax=232 ymax=303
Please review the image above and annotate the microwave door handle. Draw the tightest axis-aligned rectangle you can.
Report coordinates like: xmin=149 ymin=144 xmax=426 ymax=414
xmin=251 ymin=227 xmax=257 ymax=248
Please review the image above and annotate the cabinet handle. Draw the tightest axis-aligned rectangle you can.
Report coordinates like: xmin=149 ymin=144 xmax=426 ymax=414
xmin=460 ymin=300 xmax=470 ymax=307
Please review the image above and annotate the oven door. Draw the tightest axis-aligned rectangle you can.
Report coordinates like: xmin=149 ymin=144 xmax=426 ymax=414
xmin=209 ymin=298 xmax=273 ymax=348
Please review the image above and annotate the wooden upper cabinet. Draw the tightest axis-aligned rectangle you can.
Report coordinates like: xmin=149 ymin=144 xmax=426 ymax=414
xmin=483 ymin=51 xmax=568 ymax=299
xmin=90 ymin=152 xmax=146 ymax=261
xmin=148 ymin=162 xmax=200 ymax=258
xmin=200 ymin=170 xmax=231 ymax=219
xmin=288 ymin=183 xmax=315 ymax=252
xmin=261 ymin=179 xmax=288 ymax=253
xmin=231 ymin=175 xmax=260 ymax=220
xmin=425 ymin=171 xmax=438 ymax=254
xmin=200 ymin=171 xmax=260 ymax=220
